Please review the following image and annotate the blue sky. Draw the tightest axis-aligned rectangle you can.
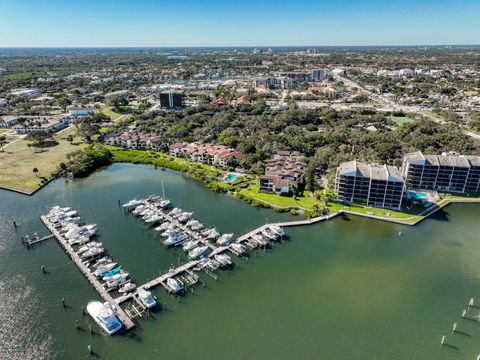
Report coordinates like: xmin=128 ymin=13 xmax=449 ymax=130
xmin=0 ymin=0 xmax=478 ymax=47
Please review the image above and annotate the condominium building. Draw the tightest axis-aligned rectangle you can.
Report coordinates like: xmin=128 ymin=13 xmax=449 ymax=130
xmin=259 ymin=151 xmax=306 ymax=194
xmin=159 ymin=92 xmax=184 ymax=109
xmin=169 ymin=142 xmax=241 ymax=169
xmin=335 ymin=161 xmax=405 ymax=210
xmin=402 ymin=151 xmax=480 ymax=193
xmin=105 ymin=131 xmax=165 ymax=151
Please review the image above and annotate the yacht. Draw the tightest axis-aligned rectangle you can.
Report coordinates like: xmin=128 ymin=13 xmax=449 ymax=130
xmin=93 ymin=256 xmax=112 ymax=268
xmin=163 ymin=230 xmax=188 ymax=246
xmin=178 ymin=212 xmax=193 ymax=223
xmin=191 ymin=223 xmax=204 ymax=231
xmin=94 ymin=263 xmax=118 ymax=277
xmin=81 ymin=247 xmax=104 ymax=258
xmin=252 ymin=234 xmax=269 ymax=247
xmin=137 ymin=287 xmax=156 ymax=308
xmin=216 ymin=233 xmax=234 ymax=246
xmin=69 ymin=235 xmax=91 ymax=245
xmin=182 ymin=240 xmax=199 ymax=252
xmin=77 ymin=242 xmax=103 ymax=254
xmin=155 ymin=222 xmax=171 ymax=232
xmin=105 ymin=273 xmax=129 ymax=287
xmin=101 ymin=267 xmax=122 ymax=280
xmin=166 ymin=278 xmax=183 ymax=294
xmin=205 ymin=228 xmax=220 ymax=240
xmin=145 ymin=214 xmax=162 ymax=225
xmin=158 ymin=200 xmax=171 ymax=209
xmin=261 ymin=228 xmax=278 ymax=241
xmin=269 ymin=225 xmax=286 ymax=237
xmin=214 ymin=254 xmax=233 ymax=267
xmin=86 ymin=301 xmax=122 ymax=335
xmin=132 ymin=205 xmax=146 ymax=216
xmin=169 ymin=208 xmax=182 ymax=217
xmin=188 ymin=245 xmax=209 ymax=259
xmin=122 ymin=199 xmax=141 ymax=210
xmin=230 ymin=243 xmax=247 ymax=255
xmin=118 ymin=282 xmax=136 ymax=294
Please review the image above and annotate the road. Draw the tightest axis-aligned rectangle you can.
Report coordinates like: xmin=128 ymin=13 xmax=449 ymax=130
xmin=331 ymin=73 xmax=480 ymax=141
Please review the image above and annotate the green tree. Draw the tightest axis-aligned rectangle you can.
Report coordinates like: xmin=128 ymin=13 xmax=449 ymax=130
xmin=32 ymin=167 xmax=39 ymax=177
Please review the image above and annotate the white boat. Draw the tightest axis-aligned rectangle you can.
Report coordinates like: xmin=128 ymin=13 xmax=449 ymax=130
xmin=188 ymin=245 xmax=209 ymax=259
xmin=163 ymin=230 xmax=188 ymax=246
xmin=155 ymin=222 xmax=170 ymax=232
xmin=141 ymin=211 xmax=155 ymax=220
xmin=191 ymin=223 xmax=204 ymax=231
xmin=269 ymin=225 xmax=286 ymax=237
xmin=86 ymin=300 xmax=122 ymax=335
xmin=132 ymin=205 xmax=146 ymax=216
xmin=182 ymin=240 xmax=199 ymax=252
xmin=216 ymin=233 xmax=234 ymax=246
xmin=122 ymin=199 xmax=141 ymax=210
xmin=158 ymin=200 xmax=171 ymax=209
xmin=178 ymin=212 xmax=193 ymax=223
xmin=94 ymin=263 xmax=118 ymax=277
xmin=261 ymin=229 xmax=277 ymax=241
xmin=166 ymin=278 xmax=183 ymax=294
xmin=252 ymin=234 xmax=269 ymax=247
xmin=105 ymin=273 xmax=129 ymax=287
xmin=118 ymin=282 xmax=136 ymax=294
xmin=169 ymin=208 xmax=182 ymax=216
xmin=93 ymin=256 xmax=111 ymax=267
xmin=77 ymin=242 xmax=103 ymax=254
xmin=230 ymin=243 xmax=247 ymax=255
xmin=81 ymin=247 xmax=104 ymax=258
xmin=214 ymin=254 xmax=232 ymax=267
xmin=206 ymin=228 xmax=220 ymax=240
xmin=145 ymin=214 xmax=162 ymax=225
xmin=69 ymin=235 xmax=91 ymax=245
xmin=137 ymin=287 xmax=156 ymax=308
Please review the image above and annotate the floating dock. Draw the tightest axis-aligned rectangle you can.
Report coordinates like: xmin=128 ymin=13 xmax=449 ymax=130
xmin=40 ymin=216 xmax=135 ymax=331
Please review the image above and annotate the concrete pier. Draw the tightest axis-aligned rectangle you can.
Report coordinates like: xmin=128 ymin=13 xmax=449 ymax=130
xmin=40 ymin=216 xmax=135 ymax=331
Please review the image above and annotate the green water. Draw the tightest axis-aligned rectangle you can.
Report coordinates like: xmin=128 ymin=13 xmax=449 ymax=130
xmin=1 ymin=163 xmax=480 ymax=359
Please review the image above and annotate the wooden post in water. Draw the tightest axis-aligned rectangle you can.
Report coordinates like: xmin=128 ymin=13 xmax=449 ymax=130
xmin=440 ymin=335 xmax=446 ymax=346
xmin=62 ymin=298 xmax=65 ymax=307
xmin=461 ymin=310 xmax=467 ymax=319
xmin=452 ymin=322 xmax=457 ymax=333
xmin=41 ymin=265 xmax=46 ymax=274
xmin=469 ymin=298 xmax=475 ymax=308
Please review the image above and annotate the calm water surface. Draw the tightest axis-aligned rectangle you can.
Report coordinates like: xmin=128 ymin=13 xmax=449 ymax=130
xmin=1 ymin=163 xmax=480 ymax=359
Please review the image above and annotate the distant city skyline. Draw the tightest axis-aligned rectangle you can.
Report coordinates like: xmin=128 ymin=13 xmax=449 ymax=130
xmin=0 ymin=0 xmax=479 ymax=47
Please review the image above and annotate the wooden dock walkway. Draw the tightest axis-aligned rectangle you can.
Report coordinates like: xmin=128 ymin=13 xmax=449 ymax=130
xmin=40 ymin=216 xmax=135 ymax=331
xmin=140 ymin=260 xmax=201 ymax=291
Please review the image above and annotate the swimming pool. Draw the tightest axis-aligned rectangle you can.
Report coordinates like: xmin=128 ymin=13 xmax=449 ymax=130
xmin=408 ymin=191 xmax=428 ymax=200
xmin=224 ymin=173 xmax=238 ymax=182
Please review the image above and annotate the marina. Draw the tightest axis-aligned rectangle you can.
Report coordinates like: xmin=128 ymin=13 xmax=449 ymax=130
xmin=39 ymin=195 xmax=289 ymax=333
xmin=3 ymin=163 xmax=480 ymax=359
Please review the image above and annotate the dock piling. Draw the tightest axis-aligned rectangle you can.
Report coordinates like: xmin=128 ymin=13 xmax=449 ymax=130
xmin=452 ymin=322 xmax=457 ymax=333
xmin=41 ymin=265 xmax=46 ymax=274
xmin=469 ymin=298 xmax=475 ymax=308
xmin=62 ymin=298 xmax=66 ymax=307
xmin=440 ymin=335 xmax=446 ymax=346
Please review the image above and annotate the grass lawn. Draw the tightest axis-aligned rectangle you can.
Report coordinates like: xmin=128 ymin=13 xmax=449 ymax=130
xmin=389 ymin=115 xmax=415 ymax=127
xmin=0 ymin=126 xmax=86 ymax=194
xmin=101 ymin=106 xmax=123 ymax=121
xmin=239 ymin=184 xmax=320 ymax=209
xmin=0 ymin=129 xmax=9 ymax=135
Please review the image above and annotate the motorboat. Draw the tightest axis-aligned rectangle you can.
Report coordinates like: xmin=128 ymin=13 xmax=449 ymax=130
xmin=69 ymin=235 xmax=91 ymax=245
xmin=94 ymin=262 xmax=118 ymax=277
xmin=158 ymin=200 xmax=171 ymax=209
xmin=132 ymin=205 xmax=146 ymax=216
xmin=191 ymin=223 xmax=204 ymax=231
xmin=163 ymin=230 xmax=188 ymax=246
xmin=261 ymin=228 xmax=278 ymax=241
xmin=214 ymin=254 xmax=232 ymax=267
xmin=169 ymin=208 xmax=182 ymax=217
xmin=92 ymin=256 xmax=111 ymax=268
xmin=182 ymin=240 xmax=199 ymax=252
xmin=105 ymin=273 xmax=129 ymax=287
xmin=216 ymin=233 xmax=234 ymax=246
xmin=252 ymin=234 xmax=269 ymax=247
xmin=269 ymin=225 xmax=286 ymax=237
xmin=122 ymin=199 xmax=141 ymax=210
xmin=155 ymin=222 xmax=170 ymax=232
xmin=186 ymin=219 xmax=198 ymax=227
xmin=166 ymin=278 xmax=183 ymax=294
xmin=77 ymin=242 xmax=103 ymax=254
xmin=101 ymin=267 xmax=122 ymax=280
xmin=230 ymin=243 xmax=247 ymax=255
xmin=86 ymin=301 xmax=122 ymax=335
xmin=188 ymin=245 xmax=209 ymax=259
xmin=141 ymin=211 xmax=155 ymax=220
xmin=118 ymin=282 xmax=137 ymax=294
xmin=161 ymin=225 xmax=177 ymax=237
xmin=137 ymin=287 xmax=156 ymax=308
xmin=205 ymin=228 xmax=220 ymax=240
xmin=178 ymin=212 xmax=193 ymax=223
xmin=81 ymin=247 xmax=104 ymax=258
xmin=145 ymin=214 xmax=162 ymax=225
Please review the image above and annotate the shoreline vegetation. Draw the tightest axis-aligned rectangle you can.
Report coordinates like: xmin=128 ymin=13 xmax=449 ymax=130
xmin=1 ymin=143 xmax=479 ymax=226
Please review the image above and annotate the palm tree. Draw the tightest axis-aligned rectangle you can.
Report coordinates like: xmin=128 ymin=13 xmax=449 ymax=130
xmin=33 ymin=167 xmax=39 ymax=177
xmin=0 ymin=135 xmax=6 ymax=151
